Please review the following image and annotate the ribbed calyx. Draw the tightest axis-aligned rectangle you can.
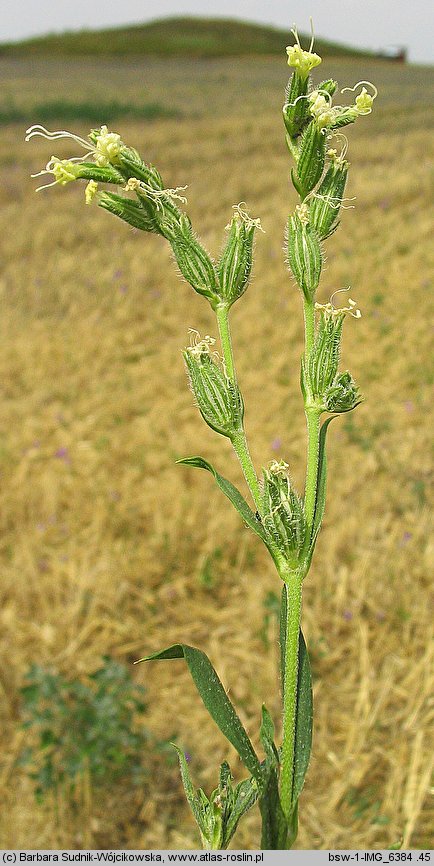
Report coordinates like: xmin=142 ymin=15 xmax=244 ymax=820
xmin=301 ymin=307 xmax=361 ymax=413
xmin=184 ymin=338 xmax=243 ymax=439
xmin=262 ymin=462 xmax=306 ymax=567
xmin=286 ymin=212 xmax=322 ymax=302
xmin=216 ymin=208 xmax=259 ymax=308
xmin=309 ymin=157 xmax=349 ymax=240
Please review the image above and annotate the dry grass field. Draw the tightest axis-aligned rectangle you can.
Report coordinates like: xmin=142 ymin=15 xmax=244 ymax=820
xmin=0 ymin=54 xmax=433 ymax=849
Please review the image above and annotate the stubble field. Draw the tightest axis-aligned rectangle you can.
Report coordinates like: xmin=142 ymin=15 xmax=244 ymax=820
xmin=0 ymin=54 xmax=433 ymax=849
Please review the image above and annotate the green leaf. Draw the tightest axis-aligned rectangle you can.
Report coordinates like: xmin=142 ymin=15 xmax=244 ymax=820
xmin=137 ymin=643 xmax=262 ymax=782
xmin=292 ymin=630 xmax=313 ymax=803
xmin=259 ymin=704 xmax=279 ymax=767
xmin=224 ymin=775 xmax=259 ymax=846
xmin=171 ymin=744 xmax=207 ymax=836
xmin=259 ymin=768 xmax=287 ymax=849
xmin=280 ymin=587 xmax=313 ymax=804
xmin=259 ymin=703 xmax=288 ymax=849
xmin=285 ymin=800 xmax=299 ymax=849
xmin=176 ymin=456 xmax=276 ymax=557
xmin=309 ymin=416 xmax=336 ymax=556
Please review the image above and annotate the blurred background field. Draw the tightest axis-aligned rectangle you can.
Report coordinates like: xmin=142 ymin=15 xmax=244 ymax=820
xmin=0 ymin=33 xmax=433 ymax=850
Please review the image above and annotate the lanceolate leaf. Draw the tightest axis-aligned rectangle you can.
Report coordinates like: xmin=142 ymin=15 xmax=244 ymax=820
xmin=280 ymin=586 xmax=313 ymax=804
xmin=260 ymin=704 xmax=280 ymax=767
xmin=292 ymin=630 xmax=313 ymax=803
xmin=285 ymin=801 xmax=299 ymax=850
xmin=137 ymin=643 xmax=262 ymax=783
xmin=309 ymin=416 xmax=336 ymax=555
xmin=260 ymin=767 xmax=288 ymax=850
xmin=224 ymin=776 xmax=259 ymax=845
xmin=171 ymin=744 xmax=207 ymax=835
xmin=259 ymin=704 xmax=287 ymax=849
xmin=176 ymin=456 xmax=276 ymax=557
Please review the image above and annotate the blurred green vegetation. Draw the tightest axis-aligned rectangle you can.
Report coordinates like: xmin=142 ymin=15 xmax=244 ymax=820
xmin=0 ymin=100 xmax=178 ymax=126
xmin=19 ymin=657 xmax=154 ymax=800
xmin=0 ymin=16 xmax=373 ymax=58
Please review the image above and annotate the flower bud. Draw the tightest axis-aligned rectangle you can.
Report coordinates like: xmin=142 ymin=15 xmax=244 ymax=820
xmin=304 ymin=302 xmax=362 ymax=412
xmin=216 ymin=207 xmax=259 ymax=307
xmin=262 ymin=462 xmax=306 ymax=566
xmin=283 ymin=72 xmax=310 ymax=140
xmin=98 ymin=191 xmax=162 ymax=233
xmin=184 ymin=338 xmax=243 ymax=438
xmin=305 ymin=309 xmax=345 ymax=400
xmin=325 ymin=371 xmax=361 ymax=413
xmin=309 ymin=158 xmax=349 ymax=240
xmin=171 ymin=216 xmax=220 ymax=303
xmin=286 ymin=213 xmax=322 ymax=301
xmin=128 ymin=178 xmax=183 ymax=238
xmin=74 ymin=163 xmax=126 ymax=185
xmin=117 ymin=147 xmax=164 ymax=188
xmin=329 ymin=107 xmax=359 ymax=130
xmin=294 ymin=122 xmax=327 ymax=199
xmin=317 ymin=79 xmax=338 ymax=98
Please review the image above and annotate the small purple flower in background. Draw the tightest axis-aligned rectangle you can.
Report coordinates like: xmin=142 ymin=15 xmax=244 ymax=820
xmin=271 ymin=437 xmax=282 ymax=452
xmin=399 ymin=531 xmax=413 ymax=547
xmin=54 ymin=447 xmax=70 ymax=462
xmin=113 ymin=268 xmax=123 ymax=279
xmin=119 ymin=284 xmax=128 ymax=294
xmin=184 ymin=752 xmax=192 ymax=764
xmin=343 ymin=609 xmax=353 ymax=621
xmin=404 ymin=401 xmax=414 ymax=413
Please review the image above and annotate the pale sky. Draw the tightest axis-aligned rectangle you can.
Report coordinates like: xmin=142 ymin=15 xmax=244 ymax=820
xmin=3 ymin=0 xmax=433 ymax=64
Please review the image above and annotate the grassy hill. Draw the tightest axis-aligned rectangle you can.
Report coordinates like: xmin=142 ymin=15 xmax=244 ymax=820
xmin=0 ymin=16 xmax=372 ymax=58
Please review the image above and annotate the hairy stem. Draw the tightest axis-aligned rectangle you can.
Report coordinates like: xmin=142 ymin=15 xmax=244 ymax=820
xmin=302 ymin=297 xmax=321 ymax=532
xmin=216 ymin=303 xmax=262 ymax=513
xmin=279 ymin=573 xmax=303 ymax=826
xmin=304 ymin=407 xmax=321 ymax=531
xmin=303 ymin=297 xmax=315 ymax=357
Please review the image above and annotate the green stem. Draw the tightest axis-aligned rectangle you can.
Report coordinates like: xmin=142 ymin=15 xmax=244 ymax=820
xmin=216 ymin=303 xmax=236 ymax=382
xmin=216 ymin=303 xmax=262 ymax=513
xmin=304 ymin=407 xmax=321 ymax=531
xmin=231 ymin=430 xmax=262 ymax=513
xmin=279 ymin=574 xmax=303 ymax=825
xmin=302 ymin=297 xmax=321 ymax=533
xmin=303 ymin=298 xmax=315 ymax=357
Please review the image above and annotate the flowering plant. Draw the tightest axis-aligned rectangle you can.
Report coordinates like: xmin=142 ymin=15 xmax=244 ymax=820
xmin=27 ymin=28 xmax=376 ymax=849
